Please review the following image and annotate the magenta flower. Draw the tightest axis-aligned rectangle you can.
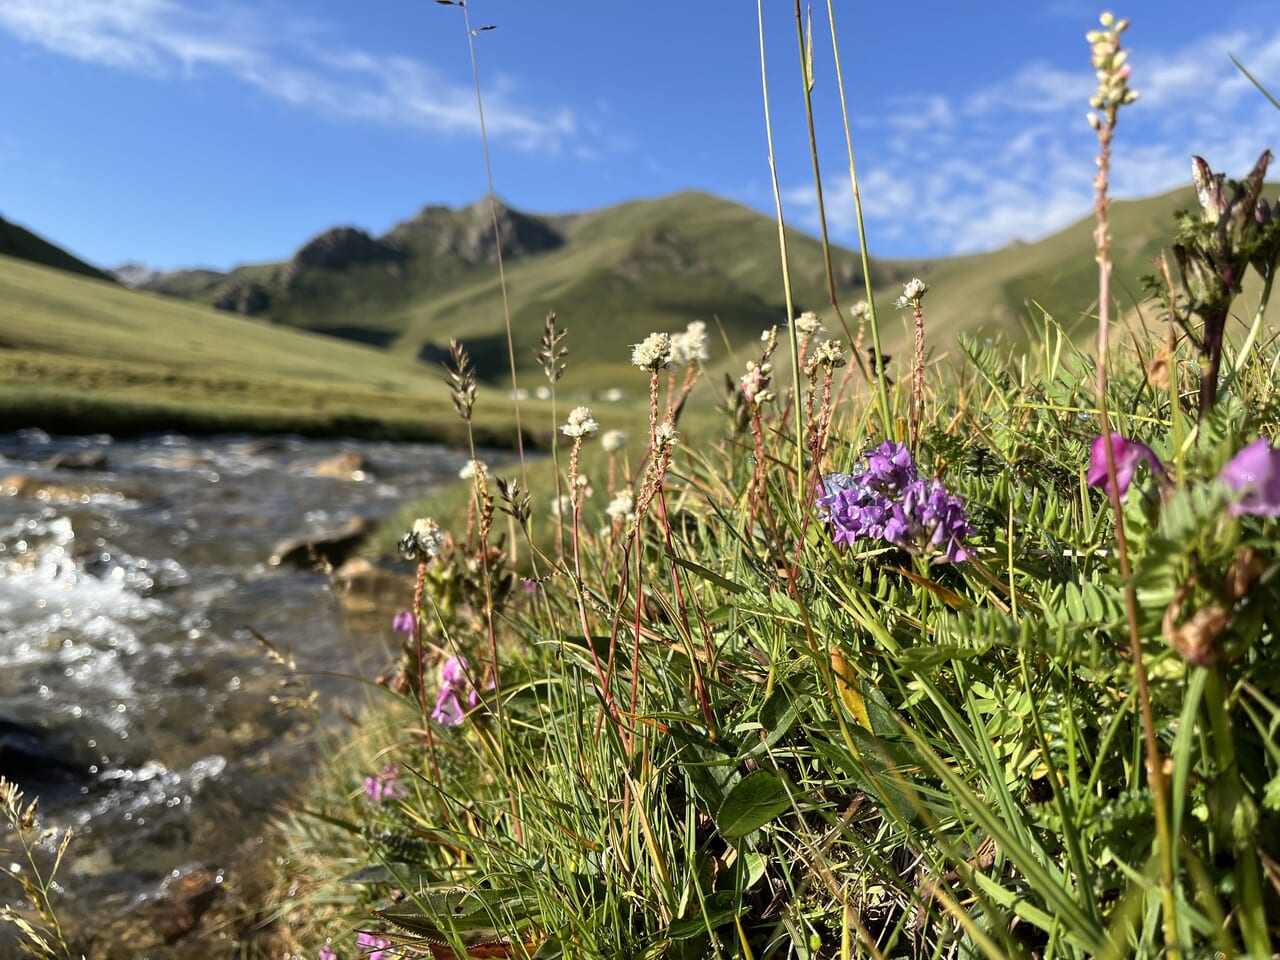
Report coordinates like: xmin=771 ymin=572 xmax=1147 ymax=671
xmin=1219 ymin=437 xmax=1280 ymax=516
xmin=392 ymin=610 xmax=415 ymax=635
xmin=363 ymin=763 xmax=408 ymax=803
xmin=1088 ymin=434 xmax=1164 ymax=499
xmin=318 ymin=947 xmax=338 ymax=960
xmin=431 ymin=655 xmax=483 ymax=727
xmin=356 ymin=932 xmax=392 ymax=960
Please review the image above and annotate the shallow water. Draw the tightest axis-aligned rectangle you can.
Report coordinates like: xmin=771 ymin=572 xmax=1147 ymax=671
xmin=0 ymin=430 xmax=483 ymax=955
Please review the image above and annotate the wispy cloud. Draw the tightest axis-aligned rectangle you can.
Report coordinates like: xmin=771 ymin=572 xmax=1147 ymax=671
xmin=0 ymin=0 xmax=578 ymax=150
xmin=786 ymin=24 xmax=1280 ymax=256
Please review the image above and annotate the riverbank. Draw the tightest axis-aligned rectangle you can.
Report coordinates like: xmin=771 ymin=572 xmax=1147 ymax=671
xmin=0 ymin=430 xmax=501 ymax=958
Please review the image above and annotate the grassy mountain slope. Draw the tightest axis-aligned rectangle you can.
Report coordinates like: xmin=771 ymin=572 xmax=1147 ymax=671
xmin=884 ymin=183 xmax=1280 ymax=357
xmin=0 ymin=214 xmax=113 ymax=283
xmin=9 ymin=180 xmax=1276 ymax=437
xmin=0 ymin=254 xmax=523 ymax=443
xmin=140 ymin=182 xmax=1280 ymax=396
xmin=141 ymin=192 xmax=896 ymax=391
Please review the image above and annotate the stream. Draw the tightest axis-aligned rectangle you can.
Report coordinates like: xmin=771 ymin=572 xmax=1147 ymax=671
xmin=0 ymin=430 xmax=485 ymax=957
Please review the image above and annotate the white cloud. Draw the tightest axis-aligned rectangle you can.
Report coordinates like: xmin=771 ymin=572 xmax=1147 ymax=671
xmin=963 ymin=63 xmax=1091 ymax=117
xmin=0 ymin=0 xmax=578 ymax=151
xmin=786 ymin=22 xmax=1280 ymax=255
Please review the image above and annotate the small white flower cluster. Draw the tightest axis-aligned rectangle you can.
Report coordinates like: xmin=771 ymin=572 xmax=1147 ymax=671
xmin=605 ymin=487 xmax=635 ymax=524
xmin=550 ymin=493 xmax=575 ymax=518
xmin=810 ymin=339 xmax=847 ymax=370
xmin=740 ymin=360 xmax=774 ymax=406
xmin=895 ymin=277 xmax=929 ymax=310
xmin=851 ymin=300 xmax=871 ymax=322
xmin=669 ymin=320 xmax=710 ymax=366
xmin=631 ymin=332 xmax=673 ymax=370
xmin=458 ymin=459 xmax=488 ymax=480
xmin=561 ymin=405 xmax=599 ymax=439
xmin=400 ymin=516 xmax=446 ymax=561
xmin=794 ymin=311 xmax=825 ymax=339
xmin=601 ymin=429 xmax=627 ymax=453
xmin=655 ymin=421 xmax=679 ymax=448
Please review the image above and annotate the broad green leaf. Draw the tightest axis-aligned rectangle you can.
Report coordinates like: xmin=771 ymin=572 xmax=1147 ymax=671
xmin=715 ymin=770 xmax=793 ymax=838
xmin=667 ymin=889 xmax=742 ymax=940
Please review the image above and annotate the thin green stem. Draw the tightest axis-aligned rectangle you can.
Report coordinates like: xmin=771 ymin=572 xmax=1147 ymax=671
xmin=792 ymin=2 xmax=855 ymax=352
xmin=1203 ymin=668 xmax=1270 ymax=957
xmin=1221 ymin=265 xmax=1276 ymax=396
xmin=459 ymin=1 xmax=527 ymax=491
xmin=1092 ymin=101 xmax=1180 ymax=957
xmin=826 ymin=0 xmax=892 ymax=437
xmin=756 ymin=0 xmax=805 ymax=509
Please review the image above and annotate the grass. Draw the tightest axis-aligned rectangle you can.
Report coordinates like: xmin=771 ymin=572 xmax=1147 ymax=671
xmin=5 ymin=6 xmax=1280 ymax=959
xmin=254 ymin=9 xmax=1280 ymax=960
xmin=0 ymin=255 xmax=535 ymax=444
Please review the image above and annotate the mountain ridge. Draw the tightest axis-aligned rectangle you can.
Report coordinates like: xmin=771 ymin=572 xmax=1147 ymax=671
xmin=1 ymin=214 xmax=115 ymax=284
xmin=12 ymin=182 xmax=1279 ymax=392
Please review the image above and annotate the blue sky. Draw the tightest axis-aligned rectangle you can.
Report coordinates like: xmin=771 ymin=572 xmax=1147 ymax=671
xmin=1 ymin=0 xmax=1276 ymax=270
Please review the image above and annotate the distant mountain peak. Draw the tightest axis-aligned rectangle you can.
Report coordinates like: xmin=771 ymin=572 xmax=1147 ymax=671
xmin=288 ymin=227 xmax=404 ymax=277
xmin=109 ymin=262 xmax=160 ymax=287
xmin=386 ymin=196 xmax=563 ymax=264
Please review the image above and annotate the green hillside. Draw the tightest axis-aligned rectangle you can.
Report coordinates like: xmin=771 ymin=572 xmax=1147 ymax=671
xmin=6 ymin=180 xmax=1276 ymax=439
xmin=881 ymin=183 xmax=1280 ymax=354
xmin=138 ymin=183 xmax=1280 ymax=395
xmin=140 ymin=192 xmax=901 ymax=390
xmin=0 ymin=254 xmax=526 ymax=443
xmin=0 ymin=214 xmax=113 ymax=283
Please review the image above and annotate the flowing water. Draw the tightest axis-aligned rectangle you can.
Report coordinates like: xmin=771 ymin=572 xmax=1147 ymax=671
xmin=0 ymin=430 xmax=487 ymax=956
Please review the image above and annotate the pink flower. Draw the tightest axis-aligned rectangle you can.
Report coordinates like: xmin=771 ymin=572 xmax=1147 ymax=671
xmin=318 ymin=947 xmax=339 ymax=960
xmin=363 ymin=763 xmax=408 ymax=803
xmin=1219 ymin=437 xmax=1280 ymax=516
xmin=357 ymin=932 xmax=392 ymax=960
xmin=392 ymin=611 xmax=415 ymax=635
xmin=431 ymin=655 xmax=486 ymax=727
xmin=1088 ymin=434 xmax=1164 ymax=499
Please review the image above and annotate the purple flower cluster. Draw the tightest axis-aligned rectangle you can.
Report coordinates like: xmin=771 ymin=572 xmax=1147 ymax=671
xmin=1219 ymin=436 xmax=1280 ymax=516
xmin=820 ymin=441 xmax=973 ymax=563
xmin=356 ymin=932 xmax=393 ymax=960
xmin=1087 ymin=432 xmax=1280 ymax=517
xmin=432 ymin=655 xmax=481 ymax=727
xmin=363 ymin=763 xmax=408 ymax=803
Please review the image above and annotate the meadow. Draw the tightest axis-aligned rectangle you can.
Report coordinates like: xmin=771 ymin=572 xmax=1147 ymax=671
xmin=4 ymin=7 xmax=1280 ymax=960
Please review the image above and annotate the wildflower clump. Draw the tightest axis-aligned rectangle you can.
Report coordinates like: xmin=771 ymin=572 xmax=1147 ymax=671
xmin=631 ymin=332 xmax=672 ymax=370
xmin=1087 ymin=433 xmax=1164 ymax=499
xmin=560 ymin=405 xmax=599 ymax=439
xmin=459 ymin=458 xmax=488 ymax=480
xmin=894 ymin=277 xmax=929 ymax=310
xmin=605 ymin=487 xmax=634 ymax=525
xmin=820 ymin=441 xmax=972 ymax=562
xmin=1219 ymin=436 xmax=1280 ymax=517
xmin=432 ymin=655 xmax=481 ymax=727
xmin=363 ymin=763 xmax=408 ymax=803
xmin=669 ymin=320 xmax=709 ymax=366
xmin=398 ymin=517 xmax=446 ymax=562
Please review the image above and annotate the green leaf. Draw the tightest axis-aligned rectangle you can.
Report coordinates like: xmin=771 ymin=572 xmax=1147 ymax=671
xmin=667 ymin=890 xmax=742 ymax=940
xmin=670 ymin=556 xmax=747 ymax=594
xmin=715 ymin=769 xmax=793 ymax=838
xmin=745 ymin=686 xmax=801 ymax=757
xmin=340 ymin=863 xmax=422 ymax=885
